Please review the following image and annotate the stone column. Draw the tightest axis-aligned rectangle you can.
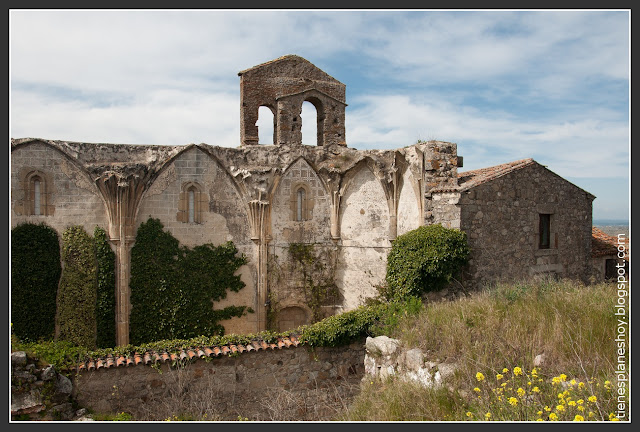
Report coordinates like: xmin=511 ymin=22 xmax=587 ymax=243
xmin=248 ymin=199 xmax=271 ymax=332
xmin=388 ymin=170 xmax=399 ymax=241
xmin=96 ymin=169 xmax=149 ymax=347
xmin=330 ymin=190 xmax=341 ymax=240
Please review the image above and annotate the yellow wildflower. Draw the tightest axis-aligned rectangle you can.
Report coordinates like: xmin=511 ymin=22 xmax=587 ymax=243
xmin=536 ymin=418 xmax=544 ymax=421
xmin=466 ymin=412 xmax=473 ymax=418
xmin=588 ymin=412 xmax=595 ymax=418
xmin=517 ymin=387 xmax=525 ymax=397
xmin=531 ymin=368 xmax=538 ymax=377
xmin=611 ymin=418 xmax=620 ymax=422
xmin=577 ymin=406 xmax=584 ymax=412
xmin=533 ymin=386 xmax=541 ymax=393
xmin=485 ymin=412 xmax=491 ymax=420
xmin=544 ymin=406 xmax=551 ymax=412
xmin=474 ymin=387 xmax=481 ymax=393
xmin=588 ymin=395 xmax=597 ymax=403
xmin=502 ymin=368 xmax=509 ymax=373
xmin=570 ymin=379 xmax=577 ymax=386
xmin=574 ymin=415 xmax=585 ymax=421
xmin=609 ymin=413 xmax=616 ymax=420
xmin=513 ymin=367 xmax=523 ymax=376
xmin=508 ymin=397 xmax=518 ymax=406
xmin=578 ymin=381 xmax=585 ymax=389
xmin=568 ymin=401 xmax=576 ymax=407
xmin=604 ymin=380 xmax=612 ymax=389
xmin=476 ymin=372 xmax=485 ymax=382
xmin=537 ymin=411 xmax=543 ymax=416
xmin=559 ymin=374 xmax=567 ymax=381
xmin=556 ymin=404 xmax=565 ymax=412
xmin=577 ymin=399 xmax=584 ymax=405
xmin=496 ymin=373 xmax=504 ymax=380
xmin=549 ymin=413 xmax=558 ymax=421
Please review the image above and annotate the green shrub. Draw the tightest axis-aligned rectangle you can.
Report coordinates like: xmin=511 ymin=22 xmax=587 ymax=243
xmin=94 ymin=226 xmax=116 ymax=349
xmin=11 ymin=339 xmax=88 ymax=372
xmin=11 ymin=223 xmax=61 ymax=342
xmin=56 ymin=225 xmax=97 ymax=349
xmin=384 ymin=224 xmax=470 ymax=299
xmin=129 ymin=218 xmax=251 ymax=345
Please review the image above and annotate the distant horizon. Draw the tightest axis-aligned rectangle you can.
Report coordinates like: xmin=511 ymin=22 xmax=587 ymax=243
xmin=593 ymin=219 xmax=630 ymax=225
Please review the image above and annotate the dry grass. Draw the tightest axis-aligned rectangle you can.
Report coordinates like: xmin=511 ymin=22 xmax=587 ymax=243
xmin=339 ymin=278 xmax=624 ymax=421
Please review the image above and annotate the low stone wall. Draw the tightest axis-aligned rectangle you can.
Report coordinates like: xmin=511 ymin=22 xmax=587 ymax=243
xmin=73 ymin=340 xmax=365 ymax=420
xmin=11 ymin=351 xmax=91 ymax=421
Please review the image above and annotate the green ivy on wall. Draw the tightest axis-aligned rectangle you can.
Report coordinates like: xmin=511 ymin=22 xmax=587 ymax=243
xmin=56 ymin=226 xmax=98 ymax=349
xmin=94 ymin=226 xmax=116 ymax=349
xmin=129 ymin=218 xmax=252 ymax=345
xmin=11 ymin=223 xmax=61 ymax=342
xmin=288 ymin=243 xmax=341 ymax=323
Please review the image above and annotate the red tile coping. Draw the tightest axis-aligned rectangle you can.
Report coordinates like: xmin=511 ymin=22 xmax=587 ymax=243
xmin=77 ymin=336 xmax=301 ymax=371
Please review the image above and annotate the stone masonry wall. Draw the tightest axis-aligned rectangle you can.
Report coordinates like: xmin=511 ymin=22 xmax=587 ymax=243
xmin=458 ymin=163 xmax=593 ymax=287
xmin=11 ymin=141 xmax=109 ymax=236
xmin=73 ymin=340 xmax=365 ymax=421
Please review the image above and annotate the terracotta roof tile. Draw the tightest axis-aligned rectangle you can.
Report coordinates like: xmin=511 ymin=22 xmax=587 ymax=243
xmin=77 ymin=336 xmax=302 ymax=371
xmin=457 ymin=158 xmax=536 ymax=191
xmin=592 ymin=227 xmax=629 ymax=260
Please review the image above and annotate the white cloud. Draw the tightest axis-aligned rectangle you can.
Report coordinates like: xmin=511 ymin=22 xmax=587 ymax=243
xmin=346 ymin=93 xmax=628 ymax=179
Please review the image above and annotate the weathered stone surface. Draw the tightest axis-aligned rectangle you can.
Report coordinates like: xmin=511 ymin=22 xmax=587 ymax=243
xmin=11 ymin=351 xmax=27 ymax=367
xmin=40 ymin=365 xmax=56 ymax=382
xmin=11 ymin=390 xmax=45 ymax=415
xmin=363 ymin=336 xmax=458 ymax=388
xmin=366 ymin=336 xmax=400 ymax=357
xmin=11 ymin=351 xmax=82 ymax=421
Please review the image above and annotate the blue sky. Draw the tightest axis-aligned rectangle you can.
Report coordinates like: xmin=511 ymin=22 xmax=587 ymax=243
xmin=9 ymin=10 xmax=630 ymax=222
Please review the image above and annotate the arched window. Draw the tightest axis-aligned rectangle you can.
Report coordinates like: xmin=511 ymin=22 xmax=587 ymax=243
xmin=301 ymin=101 xmax=318 ymax=146
xmin=257 ymin=105 xmax=275 ymax=145
xmin=188 ymin=187 xmax=196 ymax=223
xmin=178 ymin=182 xmax=206 ymax=224
xmin=296 ymin=187 xmax=306 ymax=221
xmin=290 ymin=183 xmax=311 ymax=221
xmin=33 ymin=178 xmax=41 ymax=216
xmin=24 ymin=171 xmax=50 ymax=216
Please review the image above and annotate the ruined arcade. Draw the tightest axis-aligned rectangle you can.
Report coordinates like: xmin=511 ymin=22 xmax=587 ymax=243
xmin=10 ymin=55 xmax=596 ymax=346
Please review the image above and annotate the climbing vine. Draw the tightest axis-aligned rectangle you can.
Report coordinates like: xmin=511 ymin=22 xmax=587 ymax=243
xmin=287 ymin=243 xmax=341 ymax=323
xmin=57 ymin=225 xmax=98 ymax=349
xmin=11 ymin=223 xmax=61 ymax=342
xmin=94 ymin=226 xmax=116 ymax=349
xmin=129 ymin=218 xmax=252 ymax=345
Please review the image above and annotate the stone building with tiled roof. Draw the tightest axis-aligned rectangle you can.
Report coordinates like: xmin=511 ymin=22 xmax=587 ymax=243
xmin=430 ymin=158 xmax=595 ymax=287
xmin=10 ymin=55 xmax=599 ymax=347
xmin=591 ymin=227 xmax=629 ymax=280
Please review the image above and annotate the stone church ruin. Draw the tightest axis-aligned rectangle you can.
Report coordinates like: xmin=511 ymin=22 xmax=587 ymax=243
xmin=10 ymin=55 xmax=596 ymax=347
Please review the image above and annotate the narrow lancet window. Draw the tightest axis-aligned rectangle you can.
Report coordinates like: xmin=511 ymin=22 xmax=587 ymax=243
xmin=296 ymin=188 xmax=305 ymax=221
xmin=188 ymin=188 xmax=195 ymax=223
xmin=33 ymin=179 xmax=41 ymax=216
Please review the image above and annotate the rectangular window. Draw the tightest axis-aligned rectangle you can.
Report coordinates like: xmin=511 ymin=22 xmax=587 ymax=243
xmin=539 ymin=214 xmax=551 ymax=249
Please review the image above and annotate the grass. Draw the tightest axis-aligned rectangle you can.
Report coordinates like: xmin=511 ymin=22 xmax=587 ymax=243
xmin=338 ymin=278 xmax=626 ymax=421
